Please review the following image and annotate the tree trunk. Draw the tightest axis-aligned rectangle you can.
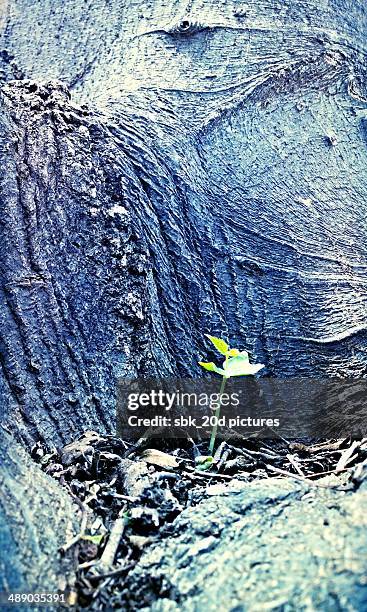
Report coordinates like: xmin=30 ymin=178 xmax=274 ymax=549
xmin=0 ymin=1 xmax=366 ymax=448
xmin=0 ymin=429 xmax=79 ymax=596
xmin=1 ymin=1 xmax=366 ymax=601
xmin=0 ymin=80 xmax=154 ymax=447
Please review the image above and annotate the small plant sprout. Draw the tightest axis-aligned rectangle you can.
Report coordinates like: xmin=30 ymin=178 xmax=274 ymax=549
xmin=199 ymin=334 xmax=264 ymax=455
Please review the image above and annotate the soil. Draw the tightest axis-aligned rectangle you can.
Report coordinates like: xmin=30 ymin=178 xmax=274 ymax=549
xmin=33 ymin=432 xmax=367 ymax=610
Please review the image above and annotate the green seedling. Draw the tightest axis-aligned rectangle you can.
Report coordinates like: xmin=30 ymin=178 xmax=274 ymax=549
xmin=199 ymin=334 xmax=264 ymax=455
xmin=195 ymin=454 xmax=214 ymax=471
xmin=81 ymin=533 xmax=104 ymax=545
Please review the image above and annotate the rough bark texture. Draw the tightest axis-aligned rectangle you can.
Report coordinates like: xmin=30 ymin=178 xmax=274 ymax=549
xmin=124 ymin=476 xmax=367 ymax=611
xmin=0 ymin=430 xmax=79 ymax=598
xmin=0 ymin=2 xmax=367 ymax=605
xmin=0 ymin=80 xmax=154 ymax=446
xmin=1 ymin=2 xmax=367 ymax=448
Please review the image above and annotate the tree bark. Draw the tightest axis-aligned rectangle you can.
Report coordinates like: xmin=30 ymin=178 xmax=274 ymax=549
xmin=124 ymin=477 xmax=367 ymax=610
xmin=0 ymin=429 xmax=79 ymax=596
xmin=0 ymin=1 xmax=366 ymax=601
xmin=0 ymin=1 xmax=366 ymax=448
xmin=0 ymin=80 xmax=152 ymax=446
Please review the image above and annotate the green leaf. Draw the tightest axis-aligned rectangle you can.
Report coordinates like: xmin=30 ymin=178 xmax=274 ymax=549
xmin=196 ymin=461 xmax=213 ymax=471
xmin=224 ymin=353 xmax=264 ymax=377
xmin=205 ymin=334 xmax=229 ymax=355
xmin=195 ymin=455 xmax=214 ymax=471
xmin=123 ymin=511 xmax=131 ymax=526
xmin=81 ymin=534 xmax=104 ymax=545
xmin=195 ymin=455 xmax=214 ymax=466
xmin=227 ymin=348 xmax=240 ymax=357
xmin=198 ymin=361 xmax=226 ymax=376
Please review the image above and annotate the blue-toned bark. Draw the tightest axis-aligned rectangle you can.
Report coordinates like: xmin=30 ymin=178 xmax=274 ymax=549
xmin=0 ymin=1 xmax=366 ymax=445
